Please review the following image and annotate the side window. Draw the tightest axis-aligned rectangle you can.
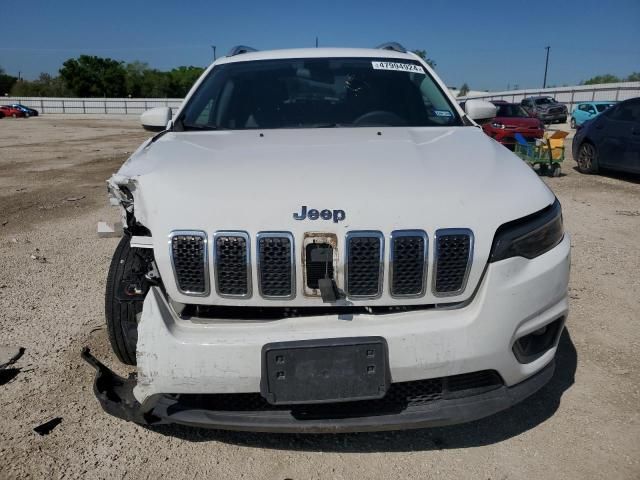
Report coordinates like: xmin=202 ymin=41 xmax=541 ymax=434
xmin=608 ymin=101 xmax=640 ymax=122
xmin=586 ymin=105 xmax=596 ymax=113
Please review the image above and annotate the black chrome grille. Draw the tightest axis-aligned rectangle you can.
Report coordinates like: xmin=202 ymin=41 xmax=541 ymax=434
xmin=214 ymin=233 xmax=250 ymax=297
xmin=390 ymin=231 xmax=427 ymax=297
xmin=258 ymin=234 xmax=294 ymax=298
xmin=434 ymin=230 xmax=472 ymax=295
xmin=345 ymin=233 xmax=383 ymax=298
xmin=170 ymin=232 xmax=208 ymax=295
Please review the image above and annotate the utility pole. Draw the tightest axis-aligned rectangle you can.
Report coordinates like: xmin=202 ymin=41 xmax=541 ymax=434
xmin=211 ymin=45 xmax=217 ymax=61
xmin=543 ymin=46 xmax=550 ymax=89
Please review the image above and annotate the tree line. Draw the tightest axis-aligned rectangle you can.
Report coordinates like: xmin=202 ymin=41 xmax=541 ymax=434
xmin=1 ymin=55 xmax=204 ymax=98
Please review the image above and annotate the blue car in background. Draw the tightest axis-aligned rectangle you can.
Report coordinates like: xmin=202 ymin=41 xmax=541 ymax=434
xmin=572 ymin=97 xmax=640 ymax=174
xmin=10 ymin=103 xmax=39 ymax=117
xmin=570 ymin=101 xmax=616 ymax=128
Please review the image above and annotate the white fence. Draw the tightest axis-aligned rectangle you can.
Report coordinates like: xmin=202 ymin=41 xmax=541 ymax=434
xmin=459 ymin=82 xmax=640 ymax=112
xmin=4 ymin=81 xmax=639 ymax=116
xmin=1 ymin=97 xmax=183 ymax=115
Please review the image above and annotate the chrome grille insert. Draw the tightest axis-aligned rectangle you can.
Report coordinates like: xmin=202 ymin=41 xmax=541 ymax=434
xmin=432 ymin=229 xmax=473 ymax=296
xmin=389 ymin=230 xmax=428 ymax=298
xmin=257 ymin=232 xmax=295 ymax=299
xmin=344 ymin=231 xmax=384 ymax=299
xmin=213 ymin=231 xmax=252 ymax=298
xmin=169 ymin=230 xmax=209 ymax=296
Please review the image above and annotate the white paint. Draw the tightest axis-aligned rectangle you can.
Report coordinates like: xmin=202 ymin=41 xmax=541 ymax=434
xmin=133 ymin=235 xmax=570 ymax=403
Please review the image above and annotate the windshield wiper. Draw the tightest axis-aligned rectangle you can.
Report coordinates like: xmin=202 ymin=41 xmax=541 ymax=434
xmin=181 ymin=124 xmax=226 ymax=131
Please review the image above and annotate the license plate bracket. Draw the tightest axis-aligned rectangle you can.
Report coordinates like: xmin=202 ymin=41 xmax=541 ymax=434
xmin=261 ymin=337 xmax=389 ymax=405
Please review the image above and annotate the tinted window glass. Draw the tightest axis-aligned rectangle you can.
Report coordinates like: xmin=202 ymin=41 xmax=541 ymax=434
xmin=608 ymin=100 xmax=640 ymax=122
xmin=180 ymin=58 xmax=462 ymax=129
xmin=595 ymin=103 xmax=614 ymax=113
xmin=496 ymin=104 xmax=529 ymax=117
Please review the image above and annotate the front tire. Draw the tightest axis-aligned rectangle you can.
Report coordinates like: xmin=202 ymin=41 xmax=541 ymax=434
xmin=105 ymin=235 xmax=153 ymax=365
xmin=570 ymin=118 xmax=576 ymax=129
xmin=576 ymin=141 xmax=599 ymax=174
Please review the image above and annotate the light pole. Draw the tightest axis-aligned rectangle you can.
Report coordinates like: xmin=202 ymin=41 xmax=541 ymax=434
xmin=543 ymin=46 xmax=550 ymax=89
xmin=211 ymin=45 xmax=217 ymax=61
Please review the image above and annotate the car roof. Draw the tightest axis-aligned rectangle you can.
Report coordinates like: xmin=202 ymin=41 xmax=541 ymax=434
xmin=576 ymin=101 xmax=617 ymax=105
xmin=214 ymin=47 xmax=418 ymax=66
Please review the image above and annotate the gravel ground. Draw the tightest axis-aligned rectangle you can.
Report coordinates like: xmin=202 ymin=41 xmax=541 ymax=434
xmin=0 ymin=115 xmax=638 ymax=479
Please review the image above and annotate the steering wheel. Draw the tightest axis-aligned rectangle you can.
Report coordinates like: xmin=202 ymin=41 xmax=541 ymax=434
xmin=353 ymin=110 xmax=406 ymax=126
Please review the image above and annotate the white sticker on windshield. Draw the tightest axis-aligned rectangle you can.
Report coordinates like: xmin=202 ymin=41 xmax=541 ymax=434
xmin=433 ymin=110 xmax=453 ymax=117
xmin=372 ymin=61 xmax=425 ymax=74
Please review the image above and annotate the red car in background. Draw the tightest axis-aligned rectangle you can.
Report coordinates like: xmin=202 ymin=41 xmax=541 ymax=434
xmin=482 ymin=101 xmax=544 ymax=150
xmin=0 ymin=105 xmax=27 ymax=118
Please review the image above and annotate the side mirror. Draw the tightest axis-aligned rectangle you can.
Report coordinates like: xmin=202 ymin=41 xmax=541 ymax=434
xmin=140 ymin=107 xmax=172 ymax=132
xmin=465 ymin=99 xmax=497 ymax=124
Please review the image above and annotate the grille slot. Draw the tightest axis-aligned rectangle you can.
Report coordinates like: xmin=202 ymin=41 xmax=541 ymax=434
xmin=214 ymin=232 xmax=251 ymax=298
xmin=433 ymin=229 xmax=473 ymax=296
xmin=169 ymin=231 xmax=208 ymax=296
xmin=390 ymin=231 xmax=428 ymax=297
xmin=345 ymin=232 xmax=384 ymax=299
xmin=305 ymin=243 xmax=334 ymax=289
xmin=257 ymin=233 xmax=295 ymax=299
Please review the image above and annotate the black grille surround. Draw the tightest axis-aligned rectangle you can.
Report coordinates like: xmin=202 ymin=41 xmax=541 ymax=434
xmin=345 ymin=232 xmax=384 ymax=299
xmin=169 ymin=370 xmax=503 ymax=417
xmin=389 ymin=230 xmax=428 ymax=297
xmin=433 ymin=229 xmax=473 ymax=296
xmin=214 ymin=232 xmax=251 ymax=298
xmin=257 ymin=233 xmax=295 ymax=299
xmin=169 ymin=231 xmax=209 ymax=295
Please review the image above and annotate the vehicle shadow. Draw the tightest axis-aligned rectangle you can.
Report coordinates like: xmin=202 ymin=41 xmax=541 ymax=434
xmin=148 ymin=329 xmax=577 ymax=452
xmin=571 ymin=166 xmax=640 ymax=184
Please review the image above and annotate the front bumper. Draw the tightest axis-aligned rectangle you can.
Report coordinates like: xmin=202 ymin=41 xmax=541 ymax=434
xmin=85 ymin=235 xmax=570 ymax=431
xmin=82 ymin=348 xmax=555 ymax=433
xmin=537 ymin=112 xmax=567 ymax=122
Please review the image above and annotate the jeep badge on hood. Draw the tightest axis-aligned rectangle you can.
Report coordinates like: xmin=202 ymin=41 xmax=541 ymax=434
xmin=293 ymin=206 xmax=346 ymax=223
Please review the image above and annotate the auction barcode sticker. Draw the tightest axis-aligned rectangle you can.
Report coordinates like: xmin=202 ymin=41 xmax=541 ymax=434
xmin=371 ymin=61 xmax=425 ymax=74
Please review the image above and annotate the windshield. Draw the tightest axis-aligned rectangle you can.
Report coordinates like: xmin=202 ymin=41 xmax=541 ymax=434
xmin=534 ymin=97 xmax=555 ymax=105
xmin=179 ymin=58 xmax=462 ymax=130
xmin=495 ymin=104 xmax=529 ymax=117
xmin=595 ymin=103 xmax=614 ymax=112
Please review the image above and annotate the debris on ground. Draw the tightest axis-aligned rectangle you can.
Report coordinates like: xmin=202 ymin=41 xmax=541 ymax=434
xmin=65 ymin=195 xmax=86 ymax=202
xmin=33 ymin=417 xmax=63 ymax=436
xmin=616 ymin=210 xmax=640 ymax=217
xmin=97 ymin=221 xmax=123 ymax=238
xmin=0 ymin=346 xmax=24 ymax=370
xmin=30 ymin=249 xmax=47 ymax=263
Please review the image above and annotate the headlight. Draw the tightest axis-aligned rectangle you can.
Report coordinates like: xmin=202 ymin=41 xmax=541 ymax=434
xmin=489 ymin=199 xmax=563 ymax=262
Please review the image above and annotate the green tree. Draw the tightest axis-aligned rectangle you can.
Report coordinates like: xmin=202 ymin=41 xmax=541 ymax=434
xmin=582 ymin=74 xmax=621 ymax=85
xmin=167 ymin=66 xmax=205 ymax=97
xmin=411 ymin=50 xmax=436 ymax=69
xmin=627 ymin=72 xmax=640 ymax=82
xmin=10 ymin=73 xmax=72 ymax=97
xmin=59 ymin=55 xmax=127 ymax=97
xmin=0 ymin=66 xmax=18 ymax=96
xmin=458 ymin=83 xmax=470 ymax=97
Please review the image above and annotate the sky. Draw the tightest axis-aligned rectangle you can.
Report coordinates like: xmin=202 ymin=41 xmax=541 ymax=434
xmin=1 ymin=0 xmax=639 ymax=91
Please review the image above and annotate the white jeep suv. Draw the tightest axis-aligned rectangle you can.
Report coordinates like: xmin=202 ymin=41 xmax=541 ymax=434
xmin=83 ymin=43 xmax=570 ymax=432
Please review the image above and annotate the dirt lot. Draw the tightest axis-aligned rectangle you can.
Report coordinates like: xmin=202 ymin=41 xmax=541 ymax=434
xmin=0 ymin=115 xmax=638 ymax=479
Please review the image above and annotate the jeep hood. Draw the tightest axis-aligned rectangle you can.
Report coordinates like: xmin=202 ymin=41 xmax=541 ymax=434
xmin=110 ymin=126 xmax=554 ymax=304
xmin=114 ymin=127 xmax=552 ymax=231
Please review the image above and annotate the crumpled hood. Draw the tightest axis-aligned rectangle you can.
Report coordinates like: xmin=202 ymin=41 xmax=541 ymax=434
xmin=117 ymin=126 xmax=553 ymax=234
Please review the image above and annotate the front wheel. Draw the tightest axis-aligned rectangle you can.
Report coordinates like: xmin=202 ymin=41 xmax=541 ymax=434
xmin=576 ymin=142 xmax=599 ymax=174
xmin=570 ymin=118 xmax=576 ymax=129
xmin=105 ymin=235 xmax=155 ymax=365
